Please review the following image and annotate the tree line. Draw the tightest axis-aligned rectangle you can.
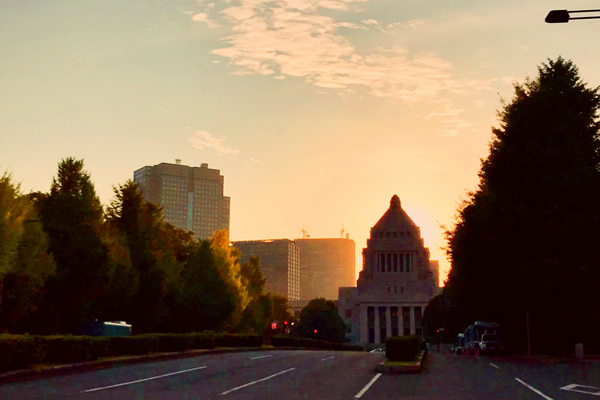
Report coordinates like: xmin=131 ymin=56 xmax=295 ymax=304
xmin=0 ymin=158 xmax=292 ymax=335
xmin=426 ymin=57 xmax=600 ymax=354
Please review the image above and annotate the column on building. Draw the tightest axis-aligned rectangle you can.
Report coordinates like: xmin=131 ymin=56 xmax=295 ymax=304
xmin=374 ymin=305 xmax=380 ymax=344
xmin=386 ymin=305 xmax=392 ymax=340
xmin=360 ymin=303 xmax=369 ymax=344
xmin=410 ymin=306 xmax=416 ymax=335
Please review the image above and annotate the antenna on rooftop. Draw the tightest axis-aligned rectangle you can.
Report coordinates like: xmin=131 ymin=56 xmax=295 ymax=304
xmin=175 ymin=158 xmax=181 ymax=165
xmin=341 ymin=223 xmax=345 ymax=239
xmin=301 ymin=224 xmax=310 ymax=239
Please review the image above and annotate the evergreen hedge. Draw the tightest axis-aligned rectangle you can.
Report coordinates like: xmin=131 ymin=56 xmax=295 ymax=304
xmin=0 ymin=333 xmax=261 ymax=372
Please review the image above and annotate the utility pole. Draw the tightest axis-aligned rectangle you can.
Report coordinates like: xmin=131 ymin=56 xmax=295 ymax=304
xmin=526 ymin=312 xmax=531 ymax=355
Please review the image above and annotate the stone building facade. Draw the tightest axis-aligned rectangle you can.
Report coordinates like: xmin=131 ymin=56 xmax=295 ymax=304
xmin=338 ymin=195 xmax=440 ymax=344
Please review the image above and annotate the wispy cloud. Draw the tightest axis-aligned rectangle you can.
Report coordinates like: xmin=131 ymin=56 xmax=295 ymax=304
xmin=188 ymin=129 xmax=240 ymax=156
xmin=192 ymin=12 xmax=219 ymax=28
xmin=202 ymin=0 xmax=491 ymax=135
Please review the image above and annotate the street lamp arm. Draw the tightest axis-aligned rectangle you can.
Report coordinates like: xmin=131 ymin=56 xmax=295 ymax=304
xmin=546 ymin=9 xmax=600 ymax=23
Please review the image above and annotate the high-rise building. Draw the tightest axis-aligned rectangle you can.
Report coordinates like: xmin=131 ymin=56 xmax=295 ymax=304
xmin=133 ymin=161 xmax=230 ymax=239
xmin=295 ymin=238 xmax=355 ymax=300
xmin=232 ymin=240 xmax=301 ymax=301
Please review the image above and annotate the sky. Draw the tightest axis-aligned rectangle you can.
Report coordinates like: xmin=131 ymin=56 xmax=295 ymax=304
xmin=2 ymin=0 xmax=600 ymax=285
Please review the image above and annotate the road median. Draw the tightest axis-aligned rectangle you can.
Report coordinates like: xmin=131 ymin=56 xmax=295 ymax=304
xmin=376 ymin=350 xmax=426 ymax=374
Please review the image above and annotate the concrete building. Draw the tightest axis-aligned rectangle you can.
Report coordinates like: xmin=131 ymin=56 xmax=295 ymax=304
xmin=338 ymin=195 xmax=441 ymax=344
xmin=133 ymin=161 xmax=230 ymax=239
xmin=232 ymin=240 xmax=301 ymax=301
xmin=295 ymin=238 xmax=355 ymax=300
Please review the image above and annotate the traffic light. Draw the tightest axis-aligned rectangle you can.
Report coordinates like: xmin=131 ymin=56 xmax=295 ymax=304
xmin=284 ymin=321 xmax=288 ymax=325
xmin=314 ymin=329 xmax=318 ymax=334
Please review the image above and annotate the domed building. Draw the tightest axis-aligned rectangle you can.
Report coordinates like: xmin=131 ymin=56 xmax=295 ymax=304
xmin=338 ymin=195 xmax=441 ymax=344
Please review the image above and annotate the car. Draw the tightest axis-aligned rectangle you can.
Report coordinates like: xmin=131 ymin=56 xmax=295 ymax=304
xmin=478 ymin=334 xmax=504 ymax=355
xmin=370 ymin=348 xmax=385 ymax=354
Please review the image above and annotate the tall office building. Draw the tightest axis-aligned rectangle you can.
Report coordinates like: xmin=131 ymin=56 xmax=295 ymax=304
xmin=232 ymin=240 xmax=301 ymax=301
xmin=133 ymin=161 xmax=230 ymax=239
xmin=295 ymin=238 xmax=355 ymax=301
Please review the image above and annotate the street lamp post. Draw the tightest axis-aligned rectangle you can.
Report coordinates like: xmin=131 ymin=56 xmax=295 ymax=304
xmin=546 ymin=9 xmax=600 ymax=23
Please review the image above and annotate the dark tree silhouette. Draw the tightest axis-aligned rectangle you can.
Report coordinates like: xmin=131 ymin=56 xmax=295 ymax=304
xmin=295 ymin=298 xmax=346 ymax=343
xmin=445 ymin=57 xmax=600 ymax=354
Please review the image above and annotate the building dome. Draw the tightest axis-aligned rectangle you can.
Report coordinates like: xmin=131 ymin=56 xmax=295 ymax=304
xmin=371 ymin=195 xmax=418 ymax=234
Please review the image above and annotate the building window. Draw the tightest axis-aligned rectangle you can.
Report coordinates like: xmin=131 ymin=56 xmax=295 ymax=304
xmin=346 ymin=309 xmax=352 ymax=318
xmin=393 ymin=253 xmax=398 ymax=272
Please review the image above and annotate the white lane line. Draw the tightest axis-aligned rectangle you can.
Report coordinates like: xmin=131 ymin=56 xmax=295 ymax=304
xmin=220 ymin=368 xmax=296 ymax=396
xmin=515 ymin=378 xmax=554 ymax=400
xmin=489 ymin=363 xmax=500 ymax=369
xmin=321 ymin=356 xmax=335 ymax=361
xmin=250 ymin=355 xmax=273 ymax=360
xmin=354 ymin=373 xmax=382 ymax=399
xmin=77 ymin=366 xmax=208 ymax=393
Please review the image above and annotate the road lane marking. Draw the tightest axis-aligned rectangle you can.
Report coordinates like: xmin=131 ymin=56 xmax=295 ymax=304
xmin=250 ymin=355 xmax=273 ymax=360
xmin=321 ymin=356 xmax=335 ymax=361
xmin=515 ymin=378 xmax=554 ymax=400
xmin=489 ymin=363 xmax=500 ymax=369
xmin=354 ymin=373 xmax=382 ymax=399
xmin=560 ymin=383 xmax=600 ymax=395
xmin=220 ymin=368 xmax=296 ymax=395
xmin=76 ymin=366 xmax=208 ymax=393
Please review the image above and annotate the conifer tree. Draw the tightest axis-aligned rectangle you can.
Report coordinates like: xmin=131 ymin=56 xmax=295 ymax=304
xmin=445 ymin=58 xmax=600 ymax=353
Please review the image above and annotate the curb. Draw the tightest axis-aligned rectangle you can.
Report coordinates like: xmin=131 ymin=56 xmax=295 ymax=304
xmin=376 ymin=350 xmax=426 ymax=374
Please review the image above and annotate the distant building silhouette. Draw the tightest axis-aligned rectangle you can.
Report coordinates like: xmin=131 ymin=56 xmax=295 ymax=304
xmin=295 ymin=238 xmax=355 ymax=300
xmin=232 ymin=240 xmax=301 ymax=301
xmin=338 ymin=195 xmax=440 ymax=344
xmin=134 ymin=161 xmax=230 ymax=239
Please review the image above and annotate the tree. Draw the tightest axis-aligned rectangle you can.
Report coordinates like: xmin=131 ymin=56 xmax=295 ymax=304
xmin=211 ymin=230 xmax=250 ymax=329
xmin=0 ymin=172 xmax=28 ymax=324
xmin=34 ymin=158 xmax=112 ymax=333
xmin=172 ymin=239 xmax=236 ymax=332
xmin=445 ymin=57 xmax=600 ymax=354
xmin=107 ymin=181 xmax=194 ymax=332
xmin=0 ymin=173 xmax=55 ymax=331
xmin=295 ymin=298 xmax=345 ymax=343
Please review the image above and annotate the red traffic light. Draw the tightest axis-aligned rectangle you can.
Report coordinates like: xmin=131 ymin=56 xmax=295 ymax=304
xmin=314 ymin=329 xmax=318 ymax=334
xmin=284 ymin=321 xmax=288 ymax=325
xmin=436 ymin=329 xmax=439 ymax=333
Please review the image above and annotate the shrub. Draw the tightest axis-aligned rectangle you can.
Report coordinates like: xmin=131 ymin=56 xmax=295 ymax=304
xmin=0 ymin=334 xmax=45 ymax=372
xmin=385 ymin=336 xmax=420 ymax=361
xmin=41 ymin=336 xmax=111 ymax=364
xmin=109 ymin=335 xmax=159 ymax=356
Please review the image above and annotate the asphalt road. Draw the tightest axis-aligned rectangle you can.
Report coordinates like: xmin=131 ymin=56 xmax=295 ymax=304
xmin=2 ymin=351 xmax=600 ymax=400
